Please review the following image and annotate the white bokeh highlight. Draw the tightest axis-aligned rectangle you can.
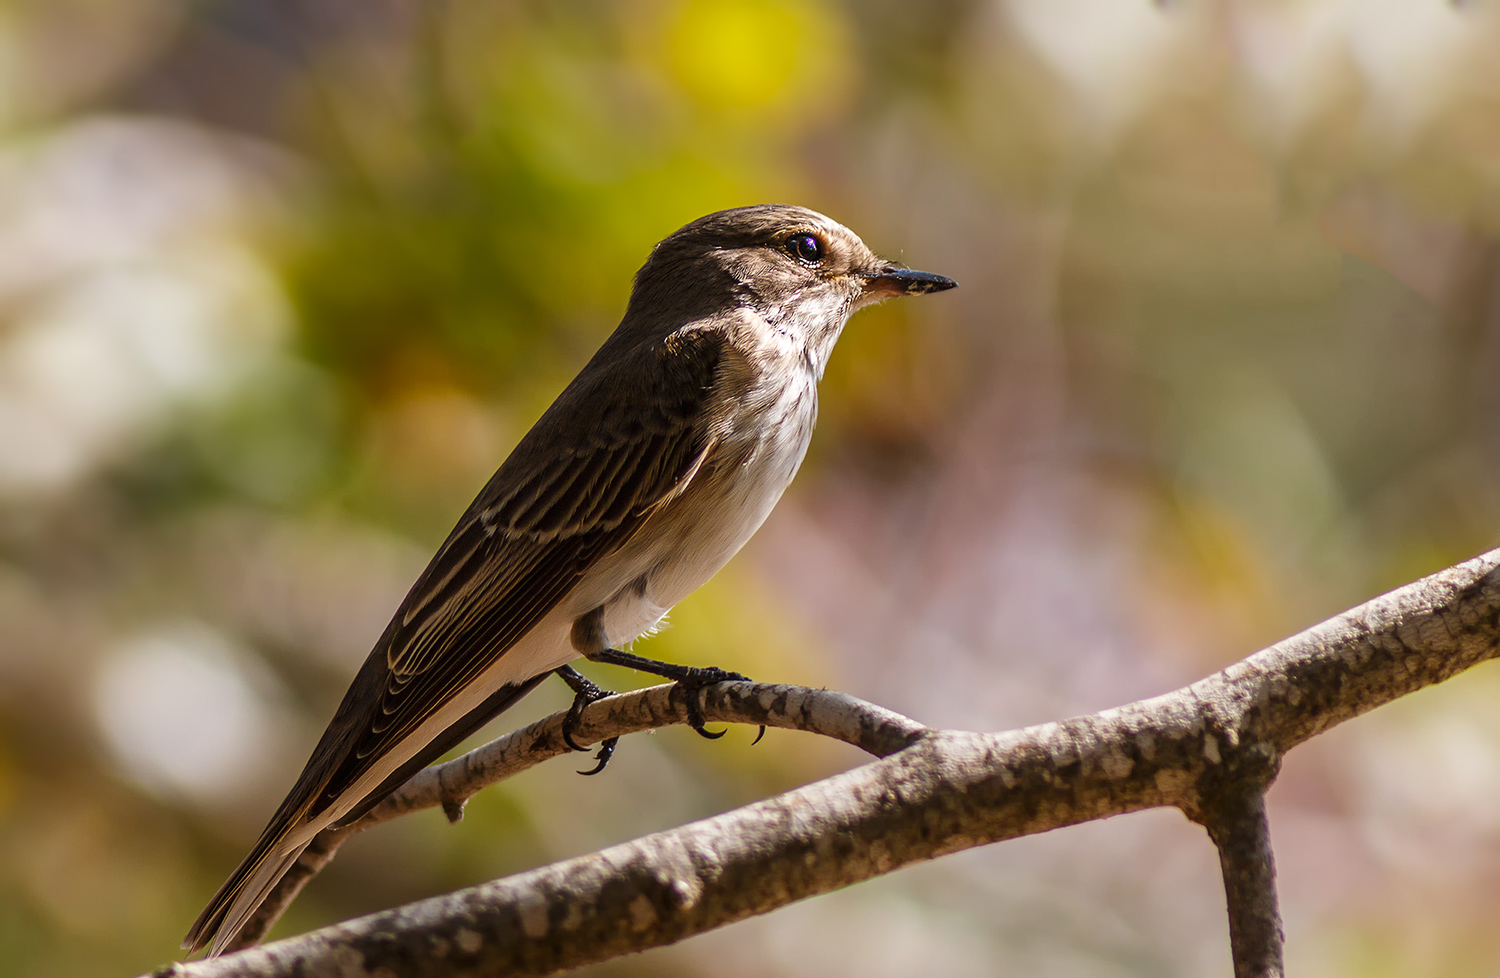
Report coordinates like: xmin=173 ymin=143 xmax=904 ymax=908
xmin=92 ymin=622 xmax=289 ymax=804
xmin=0 ymin=117 xmax=295 ymax=494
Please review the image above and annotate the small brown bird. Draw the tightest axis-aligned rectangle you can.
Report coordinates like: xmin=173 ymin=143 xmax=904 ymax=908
xmin=183 ymin=204 xmax=955 ymax=956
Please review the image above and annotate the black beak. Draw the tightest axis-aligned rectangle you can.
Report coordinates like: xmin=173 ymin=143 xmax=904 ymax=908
xmin=865 ymin=264 xmax=958 ymax=296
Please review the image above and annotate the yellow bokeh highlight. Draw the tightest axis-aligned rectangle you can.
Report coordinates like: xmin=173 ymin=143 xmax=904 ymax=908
xmin=657 ymin=0 xmax=851 ymax=121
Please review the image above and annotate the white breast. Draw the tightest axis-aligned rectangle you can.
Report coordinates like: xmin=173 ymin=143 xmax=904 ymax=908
xmin=588 ymin=358 xmax=820 ymax=648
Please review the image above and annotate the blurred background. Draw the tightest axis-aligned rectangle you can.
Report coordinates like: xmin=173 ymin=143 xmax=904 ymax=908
xmin=1 ymin=0 xmax=1499 ymax=974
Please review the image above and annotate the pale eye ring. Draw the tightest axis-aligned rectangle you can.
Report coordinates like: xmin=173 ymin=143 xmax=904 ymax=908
xmin=785 ymin=233 xmax=824 ymax=265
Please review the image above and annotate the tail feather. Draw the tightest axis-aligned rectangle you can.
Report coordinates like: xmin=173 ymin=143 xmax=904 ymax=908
xmin=182 ymin=672 xmax=551 ymax=956
xmin=182 ymin=825 xmax=312 ymax=955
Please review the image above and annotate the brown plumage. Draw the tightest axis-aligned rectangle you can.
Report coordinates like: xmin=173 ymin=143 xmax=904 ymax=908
xmin=183 ymin=204 xmax=955 ymax=956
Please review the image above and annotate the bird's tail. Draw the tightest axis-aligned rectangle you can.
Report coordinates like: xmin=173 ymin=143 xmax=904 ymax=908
xmin=182 ymin=669 xmax=555 ymax=957
xmin=182 ymin=821 xmax=316 ymax=957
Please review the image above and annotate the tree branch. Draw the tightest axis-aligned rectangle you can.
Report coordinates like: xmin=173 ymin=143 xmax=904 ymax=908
xmin=224 ymin=683 xmax=928 ymax=953
xmin=1202 ymin=787 xmax=1283 ymax=978
xmin=153 ymin=549 xmax=1500 ymax=978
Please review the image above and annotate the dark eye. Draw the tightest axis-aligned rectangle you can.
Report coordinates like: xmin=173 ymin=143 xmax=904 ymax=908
xmin=785 ymin=233 xmax=824 ymax=264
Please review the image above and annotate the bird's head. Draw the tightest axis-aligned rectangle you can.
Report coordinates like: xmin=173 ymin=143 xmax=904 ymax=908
xmin=625 ymin=204 xmax=955 ymax=369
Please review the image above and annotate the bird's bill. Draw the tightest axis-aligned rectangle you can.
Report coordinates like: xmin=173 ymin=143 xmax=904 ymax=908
xmin=862 ymin=264 xmax=958 ymax=298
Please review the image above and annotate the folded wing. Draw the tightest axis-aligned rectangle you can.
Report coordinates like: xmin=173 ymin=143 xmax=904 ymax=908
xmin=184 ymin=327 xmax=732 ymax=955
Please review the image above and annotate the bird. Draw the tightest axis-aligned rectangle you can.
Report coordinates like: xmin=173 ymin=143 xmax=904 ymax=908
xmin=182 ymin=203 xmax=955 ymax=957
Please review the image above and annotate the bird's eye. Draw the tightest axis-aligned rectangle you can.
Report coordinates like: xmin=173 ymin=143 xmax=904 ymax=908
xmin=785 ymin=233 xmax=824 ymax=265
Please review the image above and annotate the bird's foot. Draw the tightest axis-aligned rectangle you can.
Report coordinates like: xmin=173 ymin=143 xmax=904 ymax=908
xmin=668 ymin=665 xmax=750 ymax=740
xmin=583 ymin=648 xmax=765 ymax=743
xmin=553 ymin=665 xmax=620 ymax=776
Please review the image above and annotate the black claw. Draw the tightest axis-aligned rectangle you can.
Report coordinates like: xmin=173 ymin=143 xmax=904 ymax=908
xmin=578 ymin=736 xmax=619 ymax=776
xmin=678 ymin=668 xmax=747 ymax=739
xmin=555 ymin=665 xmax=616 ymax=764
xmin=681 ymin=675 xmax=736 ymax=739
xmin=561 ymin=692 xmax=593 ymax=753
xmin=751 ymin=725 xmax=766 ymax=746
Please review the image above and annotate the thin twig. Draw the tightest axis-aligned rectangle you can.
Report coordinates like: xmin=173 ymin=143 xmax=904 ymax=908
xmin=223 ymin=682 xmax=928 ymax=951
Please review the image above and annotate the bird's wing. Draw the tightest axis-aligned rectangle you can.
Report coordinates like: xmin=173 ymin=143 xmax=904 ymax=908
xmin=314 ymin=327 xmax=732 ymax=813
xmin=185 ymin=327 xmax=736 ymax=954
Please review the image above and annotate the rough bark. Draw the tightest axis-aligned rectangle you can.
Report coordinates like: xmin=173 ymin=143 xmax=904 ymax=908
xmin=219 ymin=685 xmax=926 ymax=954
xmin=1203 ymin=788 xmax=1283 ymax=978
xmin=151 ymin=549 xmax=1500 ymax=978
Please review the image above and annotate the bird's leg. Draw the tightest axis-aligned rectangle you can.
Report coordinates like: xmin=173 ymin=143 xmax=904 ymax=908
xmin=583 ymin=647 xmax=763 ymax=743
xmin=553 ymin=665 xmax=619 ymax=776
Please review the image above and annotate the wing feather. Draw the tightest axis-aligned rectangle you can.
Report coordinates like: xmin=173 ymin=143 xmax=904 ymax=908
xmin=314 ymin=327 xmax=730 ymax=814
xmin=183 ymin=327 xmax=735 ymax=955
xmin=181 ymin=313 xmax=756 ymax=954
